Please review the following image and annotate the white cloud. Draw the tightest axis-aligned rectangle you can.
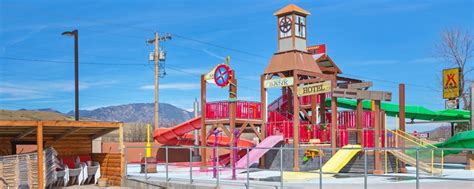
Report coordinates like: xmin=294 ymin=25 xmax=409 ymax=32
xmin=0 ymin=84 xmax=48 ymax=101
xmin=0 ymin=79 xmax=118 ymax=102
xmin=201 ymin=49 xmax=226 ymax=61
xmin=2 ymin=25 xmax=47 ymax=47
xmin=166 ymin=68 xmax=209 ymax=76
xmin=140 ymin=83 xmax=200 ymax=90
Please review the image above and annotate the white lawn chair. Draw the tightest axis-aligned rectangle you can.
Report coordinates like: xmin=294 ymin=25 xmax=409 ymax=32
xmin=77 ymin=155 xmax=100 ymax=185
xmin=60 ymin=156 xmax=84 ymax=186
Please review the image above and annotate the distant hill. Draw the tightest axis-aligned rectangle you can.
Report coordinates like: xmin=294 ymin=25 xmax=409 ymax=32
xmin=17 ymin=108 xmax=63 ymax=114
xmin=66 ymin=103 xmax=193 ymax=127
xmin=420 ymin=125 xmax=451 ymax=141
xmin=1 ymin=103 xmax=193 ymax=128
xmin=0 ymin=109 xmax=76 ymax=121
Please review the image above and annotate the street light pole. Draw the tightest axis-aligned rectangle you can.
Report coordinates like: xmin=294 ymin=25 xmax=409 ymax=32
xmin=62 ymin=29 xmax=79 ymax=121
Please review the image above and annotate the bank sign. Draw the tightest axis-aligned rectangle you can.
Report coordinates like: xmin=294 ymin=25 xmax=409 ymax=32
xmin=443 ymin=68 xmax=460 ymax=99
xmin=264 ymin=77 xmax=294 ymax=88
xmin=297 ymin=81 xmax=332 ymax=96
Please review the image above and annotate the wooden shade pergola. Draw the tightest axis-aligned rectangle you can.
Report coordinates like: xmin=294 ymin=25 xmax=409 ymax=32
xmin=0 ymin=120 xmax=124 ymax=189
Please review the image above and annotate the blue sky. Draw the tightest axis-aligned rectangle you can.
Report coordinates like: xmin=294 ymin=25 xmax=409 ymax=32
xmin=0 ymin=0 xmax=473 ymax=116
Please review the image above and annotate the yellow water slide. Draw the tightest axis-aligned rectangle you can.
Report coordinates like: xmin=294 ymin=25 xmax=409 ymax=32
xmin=284 ymin=144 xmax=361 ymax=181
xmin=321 ymin=144 xmax=361 ymax=174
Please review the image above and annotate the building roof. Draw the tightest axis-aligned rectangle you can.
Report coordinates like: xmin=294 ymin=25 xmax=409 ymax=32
xmin=264 ymin=51 xmax=322 ymax=74
xmin=0 ymin=120 xmax=122 ymax=140
xmin=274 ymin=4 xmax=310 ymax=16
xmin=312 ymin=53 xmax=342 ymax=74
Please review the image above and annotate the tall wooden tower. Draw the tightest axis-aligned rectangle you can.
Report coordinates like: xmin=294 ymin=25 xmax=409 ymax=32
xmin=261 ymin=4 xmax=338 ymax=171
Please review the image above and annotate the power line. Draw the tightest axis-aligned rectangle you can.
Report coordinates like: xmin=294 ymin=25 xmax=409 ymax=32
xmin=0 ymin=55 xmax=262 ymax=92
xmin=169 ymin=33 xmax=268 ymax=59
xmin=0 ymin=56 xmax=148 ymax=66
xmin=5 ymin=7 xmax=444 ymax=94
xmin=341 ymin=73 xmax=442 ymax=92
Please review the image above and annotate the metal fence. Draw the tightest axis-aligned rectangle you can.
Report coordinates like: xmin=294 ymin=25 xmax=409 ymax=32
xmin=123 ymin=145 xmax=474 ymax=189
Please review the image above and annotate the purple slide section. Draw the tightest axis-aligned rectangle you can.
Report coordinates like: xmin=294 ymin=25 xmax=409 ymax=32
xmin=235 ymin=135 xmax=283 ymax=168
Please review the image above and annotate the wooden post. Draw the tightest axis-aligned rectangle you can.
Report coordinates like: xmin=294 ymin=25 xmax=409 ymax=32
xmin=37 ymin=121 xmax=44 ymax=189
xmin=229 ymin=71 xmax=237 ymax=170
xmin=319 ymin=93 xmax=326 ymax=123
xmin=292 ymin=71 xmax=300 ymax=171
xmin=373 ymin=100 xmax=383 ymax=174
xmin=399 ymin=83 xmax=407 ymax=172
xmin=399 ymin=84 xmax=406 ymax=136
xmin=260 ymin=74 xmax=267 ymax=168
xmin=466 ymin=153 xmax=474 ymax=170
xmin=331 ymin=79 xmax=337 ymax=154
xmin=261 ymin=74 xmax=267 ymax=138
xmin=311 ymin=94 xmax=317 ymax=124
xmin=119 ymin=123 xmax=125 ymax=178
xmin=200 ymin=75 xmax=207 ymax=169
xmin=356 ymin=99 xmax=363 ymax=144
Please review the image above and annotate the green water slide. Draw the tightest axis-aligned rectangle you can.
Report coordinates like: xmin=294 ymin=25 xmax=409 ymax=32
xmin=324 ymin=98 xmax=470 ymax=121
xmin=406 ymin=130 xmax=474 ymax=158
xmin=324 ymin=98 xmax=472 ymax=158
xmin=432 ymin=130 xmax=474 ymax=155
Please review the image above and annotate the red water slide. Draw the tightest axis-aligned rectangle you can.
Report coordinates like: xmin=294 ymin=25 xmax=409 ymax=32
xmin=153 ymin=116 xmax=254 ymax=147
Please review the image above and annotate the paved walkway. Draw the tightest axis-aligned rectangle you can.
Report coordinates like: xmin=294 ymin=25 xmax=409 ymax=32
xmin=124 ymin=163 xmax=474 ymax=189
xmin=53 ymin=186 xmax=131 ymax=189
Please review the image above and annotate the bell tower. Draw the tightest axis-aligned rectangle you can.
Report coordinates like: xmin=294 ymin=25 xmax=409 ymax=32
xmin=264 ymin=4 xmax=321 ymax=75
xmin=262 ymin=4 xmax=334 ymax=172
xmin=275 ymin=4 xmax=310 ymax=52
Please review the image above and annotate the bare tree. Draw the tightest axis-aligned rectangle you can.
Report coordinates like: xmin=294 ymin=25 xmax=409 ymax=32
xmin=436 ymin=28 xmax=473 ymax=110
xmin=127 ymin=122 xmax=148 ymax=142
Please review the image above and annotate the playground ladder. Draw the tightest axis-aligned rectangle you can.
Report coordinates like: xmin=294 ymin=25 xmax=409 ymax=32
xmin=388 ymin=150 xmax=442 ymax=175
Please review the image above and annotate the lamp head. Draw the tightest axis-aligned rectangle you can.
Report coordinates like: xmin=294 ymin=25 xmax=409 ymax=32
xmin=62 ymin=29 xmax=78 ymax=36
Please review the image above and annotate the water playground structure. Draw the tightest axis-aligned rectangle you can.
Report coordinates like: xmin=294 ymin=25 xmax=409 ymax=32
xmin=2 ymin=3 xmax=473 ymax=189
xmin=152 ymin=3 xmax=474 ymax=183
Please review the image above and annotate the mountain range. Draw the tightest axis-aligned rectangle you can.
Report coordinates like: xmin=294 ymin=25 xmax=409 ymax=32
xmin=66 ymin=103 xmax=194 ymax=127
xmin=6 ymin=103 xmax=194 ymax=128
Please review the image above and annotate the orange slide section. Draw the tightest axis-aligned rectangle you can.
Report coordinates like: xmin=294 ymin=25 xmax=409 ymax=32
xmin=153 ymin=116 xmax=254 ymax=147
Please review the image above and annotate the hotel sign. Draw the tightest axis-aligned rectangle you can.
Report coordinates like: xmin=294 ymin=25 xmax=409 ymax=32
xmin=297 ymin=81 xmax=332 ymax=96
xmin=443 ymin=68 xmax=461 ymax=99
xmin=264 ymin=77 xmax=294 ymax=88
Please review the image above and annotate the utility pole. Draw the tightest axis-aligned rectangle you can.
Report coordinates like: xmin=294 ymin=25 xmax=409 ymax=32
xmin=147 ymin=32 xmax=171 ymax=131
xmin=154 ymin=32 xmax=159 ymax=132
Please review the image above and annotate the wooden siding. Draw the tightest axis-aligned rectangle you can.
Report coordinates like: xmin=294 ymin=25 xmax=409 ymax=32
xmin=92 ymin=153 xmax=123 ymax=186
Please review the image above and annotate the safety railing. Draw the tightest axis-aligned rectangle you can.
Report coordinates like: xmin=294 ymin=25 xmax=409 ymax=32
xmin=205 ymin=100 xmax=261 ymax=120
xmin=268 ymin=93 xmax=332 ymax=112
xmin=387 ymin=129 xmax=444 ymax=175
xmin=123 ymin=145 xmax=473 ymax=189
